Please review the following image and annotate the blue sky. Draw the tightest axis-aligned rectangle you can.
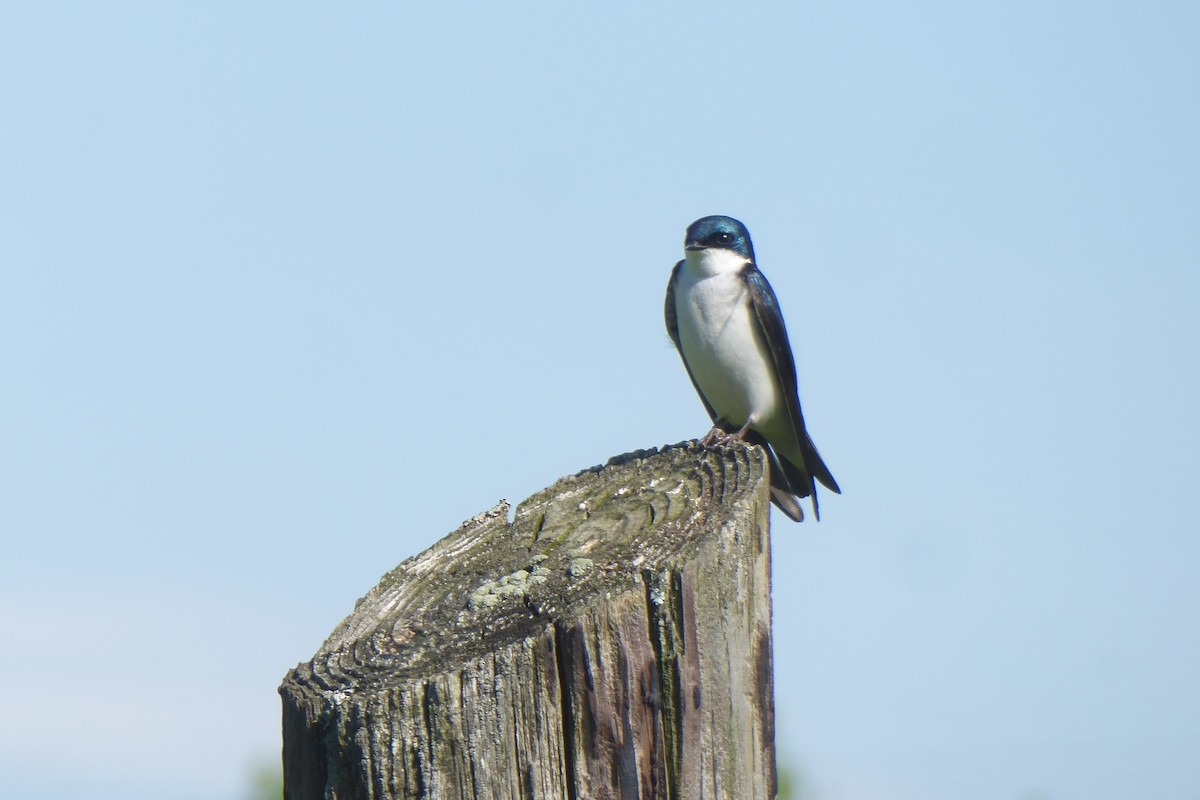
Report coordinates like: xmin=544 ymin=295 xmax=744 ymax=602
xmin=2 ymin=3 xmax=1198 ymax=798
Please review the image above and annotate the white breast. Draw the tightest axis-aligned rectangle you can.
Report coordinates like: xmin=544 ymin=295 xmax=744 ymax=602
xmin=673 ymin=257 xmax=783 ymax=431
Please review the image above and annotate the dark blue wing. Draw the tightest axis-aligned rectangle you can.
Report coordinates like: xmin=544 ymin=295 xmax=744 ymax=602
xmin=742 ymin=265 xmax=841 ymax=501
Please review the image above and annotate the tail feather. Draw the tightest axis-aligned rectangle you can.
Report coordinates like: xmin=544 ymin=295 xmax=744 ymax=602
xmin=745 ymin=431 xmax=809 ymax=521
xmin=802 ymin=433 xmax=841 ymax=495
xmin=775 ymin=454 xmax=820 ymax=521
xmin=747 ymin=431 xmax=840 ymax=522
xmin=769 ymin=485 xmax=805 ymax=522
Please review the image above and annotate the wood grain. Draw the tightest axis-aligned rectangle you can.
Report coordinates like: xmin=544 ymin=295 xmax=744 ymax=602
xmin=280 ymin=442 xmax=777 ymax=799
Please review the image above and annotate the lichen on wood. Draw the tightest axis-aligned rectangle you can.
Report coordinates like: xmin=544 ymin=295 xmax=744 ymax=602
xmin=280 ymin=441 xmax=777 ymax=800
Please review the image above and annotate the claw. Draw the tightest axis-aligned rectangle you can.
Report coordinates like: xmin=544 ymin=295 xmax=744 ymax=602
xmin=700 ymin=425 xmax=726 ymax=446
xmin=700 ymin=418 xmax=755 ymax=446
xmin=729 ymin=418 xmax=755 ymax=440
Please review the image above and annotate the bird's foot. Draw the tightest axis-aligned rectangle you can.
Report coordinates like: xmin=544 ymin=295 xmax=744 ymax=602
xmin=700 ymin=418 xmax=755 ymax=447
xmin=730 ymin=418 xmax=754 ymax=439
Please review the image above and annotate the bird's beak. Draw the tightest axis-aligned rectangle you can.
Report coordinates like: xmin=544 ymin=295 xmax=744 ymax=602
xmin=684 ymin=243 xmax=705 ymax=251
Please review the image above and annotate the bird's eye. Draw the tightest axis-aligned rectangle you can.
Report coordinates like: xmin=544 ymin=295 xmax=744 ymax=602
xmin=716 ymin=232 xmax=734 ymax=244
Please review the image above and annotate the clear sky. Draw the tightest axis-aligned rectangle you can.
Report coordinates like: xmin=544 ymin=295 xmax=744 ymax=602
xmin=2 ymin=3 xmax=1198 ymax=799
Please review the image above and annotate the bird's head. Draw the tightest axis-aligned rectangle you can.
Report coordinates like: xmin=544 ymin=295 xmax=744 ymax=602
xmin=684 ymin=215 xmax=756 ymax=262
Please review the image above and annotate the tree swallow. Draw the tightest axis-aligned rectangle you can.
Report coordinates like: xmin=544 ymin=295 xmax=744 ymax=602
xmin=665 ymin=215 xmax=840 ymax=521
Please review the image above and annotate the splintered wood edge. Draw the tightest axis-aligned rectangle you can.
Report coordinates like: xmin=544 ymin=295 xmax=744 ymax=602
xmin=281 ymin=441 xmax=770 ymax=698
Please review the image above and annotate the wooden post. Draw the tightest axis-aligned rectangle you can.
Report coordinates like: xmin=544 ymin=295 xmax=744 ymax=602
xmin=280 ymin=442 xmax=777 ymax=800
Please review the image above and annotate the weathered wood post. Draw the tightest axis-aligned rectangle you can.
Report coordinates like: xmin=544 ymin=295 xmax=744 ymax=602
xmin=280 ymin=442 xmax=778 ymax=799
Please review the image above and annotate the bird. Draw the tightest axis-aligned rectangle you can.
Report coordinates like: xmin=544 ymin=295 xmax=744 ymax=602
xmin=664 ymin=215 xmax=840 ymax=521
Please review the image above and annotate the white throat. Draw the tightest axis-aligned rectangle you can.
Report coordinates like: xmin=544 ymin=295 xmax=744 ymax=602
xmin=683 ymin=247 xmax=750 ymax=278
